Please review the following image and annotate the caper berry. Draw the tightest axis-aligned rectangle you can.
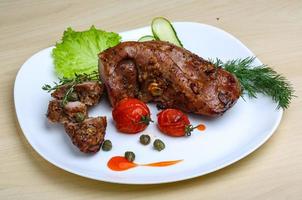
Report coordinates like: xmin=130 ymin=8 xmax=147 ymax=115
xmin=124 ymin=151 xmax=135 ymax=162
xmin=101 ymin=140 xmax=112 ymax=151
xmin=67 ymin=92 xmax=79 ymax=101
xmin=153 ymin=139 xmax=165 ymax=151
xmin=139 ymin=134 xmax=151 ymax=145
xmin=75 ymin=112 xmax=85 ymax=123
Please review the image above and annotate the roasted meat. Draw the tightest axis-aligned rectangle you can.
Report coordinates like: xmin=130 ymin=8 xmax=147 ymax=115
xmin=99 ymin=41 xmax=241 ymax=116
xmin=64 ymin=117 xmax=107 ymax=153
xmin=46 ymin=79 xmax=106 ymax=153
xmin=64 ymin=101 xmax=88 ymax=121
xmin=47 ymin=100 xmax=87 ymax=123
xmin=51 ymin=81 xmax=104 ymax=106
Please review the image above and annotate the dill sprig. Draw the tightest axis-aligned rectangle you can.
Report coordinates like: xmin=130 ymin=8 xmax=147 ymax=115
xmin=42 ymin=71 xmax=100 ymax=106
xmin=212 ymin=57 xmax=294 ymax=109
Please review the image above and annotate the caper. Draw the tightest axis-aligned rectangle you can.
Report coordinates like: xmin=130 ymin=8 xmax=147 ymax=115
xmin=75 ymin=112 xmax=85 ymax=123
xmin=139 ymin=134 xmax=151 ymax=145
xmin=67 ymin=92 xmax=79 ymax=101
xmin=124 ymin=151 xmax=135 ymax=162
xmin=101 ymin=140 xmax=112 ymax=151
xmin=153 ymin=139 xmax=165 ymax=151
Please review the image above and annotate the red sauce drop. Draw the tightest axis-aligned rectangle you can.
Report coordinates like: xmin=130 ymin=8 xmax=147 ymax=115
xmin=197 ymin=124 xmax=206 ymax=131
xmin=107 ymin=156 xmax=182 ymax=171
xmin=107 ymin=156 xmax=137 ymax=171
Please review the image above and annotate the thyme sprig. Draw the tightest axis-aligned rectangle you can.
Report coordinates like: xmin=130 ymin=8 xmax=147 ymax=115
xmin=42 ymin=71 xmax=100 ymax=106
xmin=212 ymin=57 xmax=294 ymax=109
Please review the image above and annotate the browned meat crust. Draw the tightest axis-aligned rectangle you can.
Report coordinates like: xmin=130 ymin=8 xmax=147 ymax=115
xmin=99 ymin=41 xmax=241 ymax=116
xmin=51 ymin=81 xmax=104 ymax=106
xmin=64 ymin=117 xmax=107 ymax=153
xmin=47 ymin=100 xmax=87 ymax=123
xmin=46 ymin=81 xmax=106 ymax=153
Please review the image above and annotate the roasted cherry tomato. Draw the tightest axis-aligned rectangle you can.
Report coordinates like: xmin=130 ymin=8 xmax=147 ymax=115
xmin=157 ymin=108 xmax=195 ymax=137
xmin=112 ymin=98 xmax=152 ymax=134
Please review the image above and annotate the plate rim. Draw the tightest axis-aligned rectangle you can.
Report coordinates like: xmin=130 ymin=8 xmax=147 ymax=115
xmin=14 ymin=21 xmax=283 ymax=185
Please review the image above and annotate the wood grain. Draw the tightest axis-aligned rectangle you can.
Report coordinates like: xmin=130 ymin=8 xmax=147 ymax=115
xmin=0 ymin=0 xmax=301 ymax=199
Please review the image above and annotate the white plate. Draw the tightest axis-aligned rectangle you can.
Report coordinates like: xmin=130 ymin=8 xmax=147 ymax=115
xmin=14 ymin=22 xmax=283 ymax=184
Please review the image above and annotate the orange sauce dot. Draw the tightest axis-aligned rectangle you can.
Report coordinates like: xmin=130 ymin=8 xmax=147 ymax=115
xmin=107 ymin=156 xmax=137 ymax=171
xmin=197 ymin=124 xmax=206 ymax=131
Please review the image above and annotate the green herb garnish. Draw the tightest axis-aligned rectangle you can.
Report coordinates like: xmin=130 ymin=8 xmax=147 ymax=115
xmin=212 ymin=57 xmax=295 ymax=109
xmin=42 ymin=71 xmax=99 ymax=106
xmin=53 ymin=26 xmax=121 ymax=78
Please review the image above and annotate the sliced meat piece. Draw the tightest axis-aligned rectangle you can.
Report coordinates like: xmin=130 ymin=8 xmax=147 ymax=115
xmin=64 ymin=117 xmax=107 ymax=153
xmin=74 ymin=81 xmax=104 ymax=106
xmin=47 ymin=100 xmax=87 ymax=123
xmin=64 ymin=101 xmax=88 ymax=121
xmin=51 ymin=84 xmax=71 ymax=100
xmin=51 ymin=81 xmax=104 ymax=106
xmin=99 ymin=41 xmax=241 ymax=117
xmin=47 ymin=100 xmax=68 ymax=123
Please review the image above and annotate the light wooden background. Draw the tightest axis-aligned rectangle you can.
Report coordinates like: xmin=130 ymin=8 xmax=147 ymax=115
xmin=0 ymin=0 xmax=301 ymax=199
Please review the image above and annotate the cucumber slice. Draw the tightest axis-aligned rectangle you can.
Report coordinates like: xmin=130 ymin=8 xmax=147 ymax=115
xmin=138 ymin=35 xmax=156 ymax=42
xmin=151 ymin=17 xmax=183 ymax=47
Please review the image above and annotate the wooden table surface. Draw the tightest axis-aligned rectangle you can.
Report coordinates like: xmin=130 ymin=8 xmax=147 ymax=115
xmin=1 ymin=0 xmax=301 ymax=199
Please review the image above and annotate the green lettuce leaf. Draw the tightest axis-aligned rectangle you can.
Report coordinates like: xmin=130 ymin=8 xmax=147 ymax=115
xmin=52 ymin=26 xmax=121 ymax=78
